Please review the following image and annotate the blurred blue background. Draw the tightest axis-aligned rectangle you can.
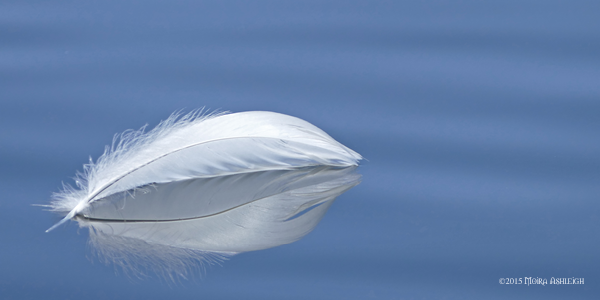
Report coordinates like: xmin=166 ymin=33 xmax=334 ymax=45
xmin=1 ymin=0 xmax=599 ymax=299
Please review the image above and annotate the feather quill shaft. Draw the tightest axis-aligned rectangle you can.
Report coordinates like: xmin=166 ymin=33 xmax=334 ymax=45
xmin=47 ymin=111 xmax=361 ymax=231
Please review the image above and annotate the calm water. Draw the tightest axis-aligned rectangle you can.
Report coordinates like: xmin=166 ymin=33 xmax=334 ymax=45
xmin=1 ymin=1 xmax=599 ymax=299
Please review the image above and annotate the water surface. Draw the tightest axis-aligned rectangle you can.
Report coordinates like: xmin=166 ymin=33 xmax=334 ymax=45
xmin=1 ymin=1 xmax=599 ymax=299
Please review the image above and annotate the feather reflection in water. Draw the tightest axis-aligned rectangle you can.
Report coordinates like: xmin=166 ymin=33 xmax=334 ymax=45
xmin=75 ymin=166 xmax=360 ymax=279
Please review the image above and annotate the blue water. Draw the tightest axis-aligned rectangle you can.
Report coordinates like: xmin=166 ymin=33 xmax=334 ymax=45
xmin=1 ymin=0 xmax=599 ymax=299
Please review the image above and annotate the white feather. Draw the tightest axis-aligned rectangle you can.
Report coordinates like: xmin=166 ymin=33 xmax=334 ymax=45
xmin=47 ymin=110 xmax=361 ymax=232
